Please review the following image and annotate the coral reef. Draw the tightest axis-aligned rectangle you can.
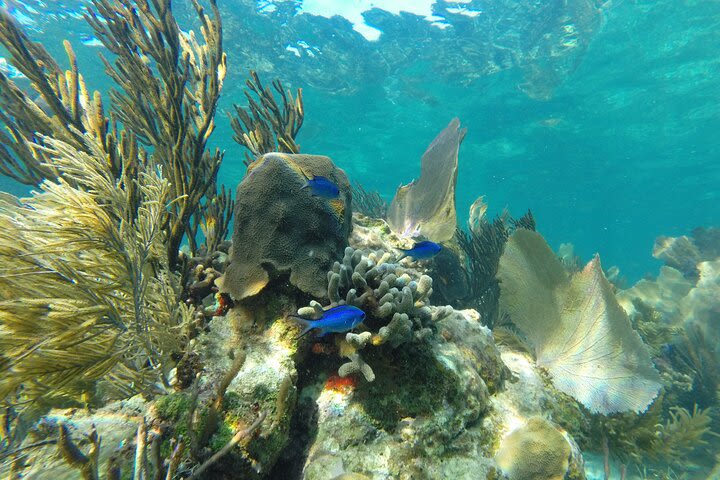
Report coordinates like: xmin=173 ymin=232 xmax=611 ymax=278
xmin=1 ymin=0 xmax=717 ymax=477
xmin=0 ymin=133 xmax=191 ymax=407
xmin=0 ymin=0 xmax=232 ymax=268
xmin=494 ymin=417 xmax=572 ymax=480
xmin=297 ymin=243 xmax=436 ymax=382
xmin=618 ymin=228 xmax=720 ymax=412
xmin=296 ymin=308 xmax=510 ymax=480
xmin=229 ymin=70 xmax=304 ymax=166
xmin=593 ymin=399 xmax=715 ymax=473
xmin=388 ymin=118 xmax=466 ymax=242
xmin=652 ymin=227 xmax=720 ymax=279
xmin=496 ymin=229 xmax=662 ymax=414
xmin=220 ymin=153 xmax=352 ymax=301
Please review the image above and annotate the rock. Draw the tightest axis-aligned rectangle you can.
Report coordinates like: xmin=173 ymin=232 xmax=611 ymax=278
xmin=298 ymin=307 xmax=509 ymax=480
xmin=486 ymin=349 xmax=586 ymax=480
xmin=185 ymin=311 xmax=299 ymax=478
xmin=2 ymin=397 xmax=145 ymax=479
xmin=220 ymin=153 xmax=352 ymax=301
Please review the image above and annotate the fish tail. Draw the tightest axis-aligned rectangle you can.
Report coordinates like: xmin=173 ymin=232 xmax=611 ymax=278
xmin=289 ymin=315 xmax=314 ymax=339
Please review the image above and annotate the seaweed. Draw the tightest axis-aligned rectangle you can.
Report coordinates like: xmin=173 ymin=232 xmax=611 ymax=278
xmin=229 ymin=70 xmax=304 ymax=166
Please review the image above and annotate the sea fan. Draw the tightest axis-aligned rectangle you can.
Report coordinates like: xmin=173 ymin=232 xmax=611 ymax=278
xmin=388 ymin=118 xmax=466 ymax=243
xmin=497 ymin=229 xmax=662 ymax=414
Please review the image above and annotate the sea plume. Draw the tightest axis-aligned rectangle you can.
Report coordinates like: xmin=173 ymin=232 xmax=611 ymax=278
xmin=497 ymin=229 xmax=662 ymax=414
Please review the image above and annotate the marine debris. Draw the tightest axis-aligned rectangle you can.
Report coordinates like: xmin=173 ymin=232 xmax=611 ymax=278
xmin=388 ymin=117 xmax=466 ymax=243
xmin=496 ymin=229 xmax=662 ymax=414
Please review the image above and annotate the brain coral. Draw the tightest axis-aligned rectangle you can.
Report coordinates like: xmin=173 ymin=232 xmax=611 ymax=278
xmin=221 ymin=153 xmax=352 ymax=300
xmin=495 ymin=417 xmax=571 ymax=480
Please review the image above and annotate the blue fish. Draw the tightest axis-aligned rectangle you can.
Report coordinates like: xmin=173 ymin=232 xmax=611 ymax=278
xmin=292 ymin=305 xmax=365 ymax=338
xmin=398 ymin=240 xmax=441 ymax=260
xmin=301 ymin=174 xmax=340 ymax=199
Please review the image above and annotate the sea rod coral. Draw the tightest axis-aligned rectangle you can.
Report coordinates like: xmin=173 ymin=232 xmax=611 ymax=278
xmin=0 ymin=0 xmax=232 ymax=267
xmin=0 ymin=133 xmax=192 ymax=407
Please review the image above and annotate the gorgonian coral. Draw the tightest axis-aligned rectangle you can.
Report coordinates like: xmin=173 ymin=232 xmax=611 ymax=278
xmin=496 ymin=229 xmax=662 ymax=414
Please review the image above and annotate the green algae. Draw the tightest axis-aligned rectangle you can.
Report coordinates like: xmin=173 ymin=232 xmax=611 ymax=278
xmin=357 ymin=344 xmax=460 ymax=431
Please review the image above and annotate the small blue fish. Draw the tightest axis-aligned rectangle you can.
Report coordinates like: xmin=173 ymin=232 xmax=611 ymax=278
xmin=301 ymin=174 xmax=340 ymax=199
xmin=292 ymin=305 xmax=365 ymax=338
xmin=398 ymin=240 xmax=441 ymax=260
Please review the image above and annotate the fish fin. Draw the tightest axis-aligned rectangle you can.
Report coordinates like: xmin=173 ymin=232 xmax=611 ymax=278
xmin=296 ymin=325 xmax=314 ymax=339
xmin=289 ymin=315 xmax=314 ymax=339
xmin=298 ymin=166 xmax=313 ymax=182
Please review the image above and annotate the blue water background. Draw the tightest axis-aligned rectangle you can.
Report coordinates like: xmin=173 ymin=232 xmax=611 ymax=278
xmin=2 ymin=0 xmax=719 ymax=283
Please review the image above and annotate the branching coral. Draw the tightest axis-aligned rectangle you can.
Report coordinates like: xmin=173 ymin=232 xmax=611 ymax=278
xmin=0 ymin=0 xmax=231 ymax=268
xmin=229 ymin=70 xmax=304 ymax=166
xmin=297 ymin=246 xmax=435 ymax=381
xmin=0 ymin=133 xmax=191 ymax=408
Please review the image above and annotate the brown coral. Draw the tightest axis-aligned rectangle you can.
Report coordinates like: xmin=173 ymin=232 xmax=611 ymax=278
xmin=220 ymin=153 xmax=352 ymax=300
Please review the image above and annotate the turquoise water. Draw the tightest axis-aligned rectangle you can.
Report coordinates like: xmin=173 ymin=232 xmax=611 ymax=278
xmin=2 ymin=1 xmax=720 ymax=478
xmin=3 ymin=0 xmax=720 ymax=282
